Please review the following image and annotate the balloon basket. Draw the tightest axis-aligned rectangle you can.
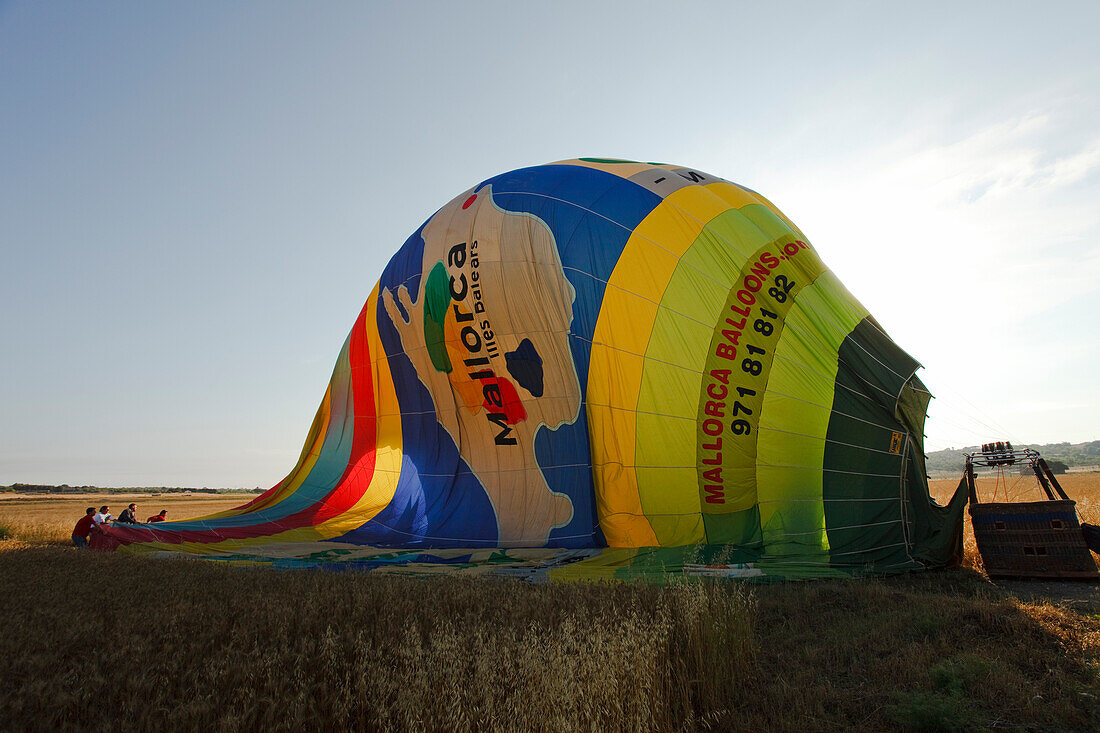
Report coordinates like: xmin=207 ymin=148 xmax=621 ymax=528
xmin=964 ymin=445 xmax=1098 ymax=580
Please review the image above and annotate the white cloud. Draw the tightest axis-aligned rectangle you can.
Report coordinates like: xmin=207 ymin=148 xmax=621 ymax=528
xmin=726 ymin=107 xmax=1100 ymax=448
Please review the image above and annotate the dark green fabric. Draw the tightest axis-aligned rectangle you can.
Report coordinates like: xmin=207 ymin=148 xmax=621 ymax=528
xmin=823 ymin=319 xmax=965 ymax=571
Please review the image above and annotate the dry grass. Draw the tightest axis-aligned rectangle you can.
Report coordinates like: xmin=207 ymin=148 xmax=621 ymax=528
xmin=1 ymin=482 xmax=1098 ymax=731
xmin=0 ymin=547 xmax=1096 ymax=732
xmin=0 ymin=549 xmax=760 ymax=732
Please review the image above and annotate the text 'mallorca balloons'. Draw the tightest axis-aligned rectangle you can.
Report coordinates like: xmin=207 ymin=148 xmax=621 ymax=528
xmin=106 ymin=159 xmax=966 ymax=580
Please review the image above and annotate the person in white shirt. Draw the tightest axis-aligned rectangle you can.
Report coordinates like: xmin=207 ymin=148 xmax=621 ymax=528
xmin=92 ymin=505 xmax=114 ymax=527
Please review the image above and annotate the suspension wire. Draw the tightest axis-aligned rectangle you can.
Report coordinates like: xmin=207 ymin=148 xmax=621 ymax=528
xmin=924 ymin=379 xmax=1021 ymax=446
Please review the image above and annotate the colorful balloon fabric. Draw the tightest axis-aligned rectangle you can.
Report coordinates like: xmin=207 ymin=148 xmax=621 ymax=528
xmin=105 ymin=159 xmax=967 ymax=580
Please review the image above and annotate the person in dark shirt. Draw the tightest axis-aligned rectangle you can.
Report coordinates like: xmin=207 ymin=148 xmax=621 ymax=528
xmin=147 ymin=510 xmax=167 ymax=523
xmin=117 ymin=503 xmax=138 ymax=524
xmin=72 ymin=508 xmax=96 ymax=548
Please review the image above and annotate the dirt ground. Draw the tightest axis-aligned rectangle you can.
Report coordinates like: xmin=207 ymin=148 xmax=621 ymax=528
xmin=995 ymin=579 xmax=1100 ymax=614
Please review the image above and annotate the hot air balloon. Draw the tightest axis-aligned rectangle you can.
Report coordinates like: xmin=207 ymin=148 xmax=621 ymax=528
xmin=104 ymin=158 xmax=966 ymax=580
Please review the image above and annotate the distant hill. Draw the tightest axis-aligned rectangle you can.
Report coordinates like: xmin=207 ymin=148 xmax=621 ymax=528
xmin=925 ymin=440 xmax=1100 ymax=475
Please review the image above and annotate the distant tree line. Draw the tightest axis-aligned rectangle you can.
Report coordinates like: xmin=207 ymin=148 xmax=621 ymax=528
xmin=0 ymin=484 xmax=265 ymax=494
xmin=925 ymin=440 xmax=1100 ymax=475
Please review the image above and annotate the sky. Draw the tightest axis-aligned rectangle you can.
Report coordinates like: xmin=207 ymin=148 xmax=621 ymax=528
xmin=2 ymin=1 xmax=1097 ymax=488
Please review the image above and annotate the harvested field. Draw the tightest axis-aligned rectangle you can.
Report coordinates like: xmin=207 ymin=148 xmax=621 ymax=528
xmin=0 ymin=494 xmax=252 ymax=545
xmin=929 ymin=471 xmax=1100 ymax=513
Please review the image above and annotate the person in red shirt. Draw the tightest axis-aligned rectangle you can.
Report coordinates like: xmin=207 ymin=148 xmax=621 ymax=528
xmin=147 ymin=510 xmax=167 ymax=523
xmin=72 ymin=507 xmax=96 ymax=548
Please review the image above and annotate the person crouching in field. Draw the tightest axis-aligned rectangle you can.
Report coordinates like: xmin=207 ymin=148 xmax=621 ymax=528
xmin=117 ymin=503 xmax=138 ymax=524
xmin=146 ymin=510 xmax=167 ymax=523
xmin=88 ymin=505 xmax=116 ymax=551
xmin=71 ymin=507 xmax=95 ymax=548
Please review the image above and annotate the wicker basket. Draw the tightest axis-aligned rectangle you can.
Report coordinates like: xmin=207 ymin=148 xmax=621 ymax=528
xmin=970 ymin=500 xmax=1099 ymax=580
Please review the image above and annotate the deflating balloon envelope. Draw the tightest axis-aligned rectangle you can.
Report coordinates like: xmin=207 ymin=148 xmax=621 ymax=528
xmin=105 ymin=158 xmax=967 ymax=579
